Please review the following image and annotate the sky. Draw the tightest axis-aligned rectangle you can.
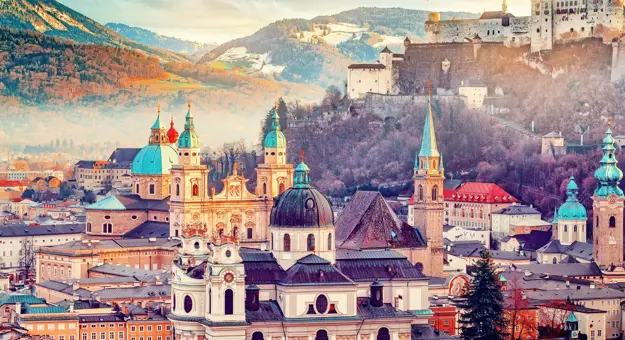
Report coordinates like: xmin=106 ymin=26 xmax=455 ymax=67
xmin=57 ymin=0 xmax=530 ymax=43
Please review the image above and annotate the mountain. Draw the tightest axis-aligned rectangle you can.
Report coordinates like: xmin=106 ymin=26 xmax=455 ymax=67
xmin=0 ymin=0 xmax=188 ymax=62
xmin=106 ymin=23 xmax=217 ymax=59
xmin=197 ymin=7 xmax=477 ymax=87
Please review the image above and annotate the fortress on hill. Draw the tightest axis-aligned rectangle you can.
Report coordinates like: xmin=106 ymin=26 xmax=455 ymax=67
xmin=347 ymin=0 xmax=625 ymax=101
xmin=426 ymin=0 xmax=624 ymax=52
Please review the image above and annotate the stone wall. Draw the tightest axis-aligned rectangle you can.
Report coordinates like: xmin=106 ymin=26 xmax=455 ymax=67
xmin=362 ymin=93 xmax=466 ymax=119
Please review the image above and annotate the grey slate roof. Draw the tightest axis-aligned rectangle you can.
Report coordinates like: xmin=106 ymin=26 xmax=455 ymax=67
xmin=97 ymin=284 xmax=170 ymax=299
xmin=106 ymin=148 xmax=141 ymax=169
xmin=0 ymin=223 xmax=84 ymax=237
xmin=526 ymin=287 xmax=625 ymax=301
xmin=446 ymin=241 xmax=486 ymax=257
xmin=88 ymin=264 xmax=169 ymax=281
xmin=241 ymin=248 xmax=284 ymax=284
xmin=488 ymin=250 xmax=531 ymax=260
xmin=514 ymin=263 xmax=602 ymax=277
xmin=356 ymin=298 xmax=414 ymax=319
xmin=537 ymin=240 xmax=593 ymax=261
xmin=123 ymin=221 xmax=170 ymax=239
xmin=493 ymin=205 xmax=541 ymax=215
xmin=411 ymin=325 xmax=458 ymax=339
xmin=335 ymin=250 xmax=425 ymax=282
xmin=42 ymin=238 xmax=178 ymax=253
xmin=245 ymin=301 xmax=284 ymax=323
xmin=279 ymin=255 xmax=355 ymax=286
xmin=507 ymin=231 xmax=552 ymax=251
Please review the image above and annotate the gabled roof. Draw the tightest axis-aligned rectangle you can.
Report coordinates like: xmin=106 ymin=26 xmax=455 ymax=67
xmin=444 ymin=182 xmax=518 ymax=203
xmin=279 ymin=255 xmax=355 ymax=286
xmin=543 ymin=131 xmax=562 ymax=138
xmin=505 ymin=230 xmax=552 ymax=251
xmin=335 ymin=250 xmax=425 ymax=282
xmin=336 ymin=191 xmax=425 ymax=250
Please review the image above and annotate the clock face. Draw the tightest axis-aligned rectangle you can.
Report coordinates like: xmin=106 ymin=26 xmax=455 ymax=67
xmin=609 ymin=195 xmax=618 ymax=206
xmin=192 ymin=212 xmax=200 ymax=221
xmin=224 ymin=272 xmax=234 ymax=283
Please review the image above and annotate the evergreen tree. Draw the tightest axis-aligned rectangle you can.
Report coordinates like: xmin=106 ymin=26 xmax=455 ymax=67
xmin=260 ymin=98 xmax=288 ymax=144
xmin=459 ymin=250 xmax=507 ymax=340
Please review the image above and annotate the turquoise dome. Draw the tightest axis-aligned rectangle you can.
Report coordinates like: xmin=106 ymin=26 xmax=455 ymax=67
xmin=264 ymin=109 xmax=286 ymax=148
xmin=131 ymin=144 xmax=178 ymax=175
xmin=594 ymin=127 xmax=624 ymax=198
xmin=558 ymin=177 xmax=587 ymax=221
xmin=178 ymin=107 xmax=201 ymax=149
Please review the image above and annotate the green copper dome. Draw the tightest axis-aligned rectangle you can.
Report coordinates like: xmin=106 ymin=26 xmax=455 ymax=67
xmin=594 ymin=127 xmax=624 ymax=198
xmin=178 ymin=106 xmax=201 ymax=149
xmin=264 ymin=108 xmax=286 ymax=148
xmin=131 ymin=144 xmax=178 ymax=175
xmin=557 ymin=176 xmax=587 ymax=221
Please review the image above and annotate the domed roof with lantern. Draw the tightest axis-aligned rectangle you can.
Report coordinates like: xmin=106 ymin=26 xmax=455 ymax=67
xmin=178 ymin=103 xmax=201 ymax=149
xmin=557 ymin=176 xmax=587 ymax=221
xmin=264 ymin=104 xmax=287 ymax=149
xmin=594 ymin=122 xmax=624 ymax=198
xmin=270 ymin=152 xmax=334 ymax=228
xmin=167 ymin=115 xmax=179 ymax=144
xmin=131 ymin=107 xmax=178 ymax=176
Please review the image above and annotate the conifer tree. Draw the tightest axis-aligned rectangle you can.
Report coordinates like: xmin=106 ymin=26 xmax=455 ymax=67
xmin=459 ymin=250 xmax=507 ymax=340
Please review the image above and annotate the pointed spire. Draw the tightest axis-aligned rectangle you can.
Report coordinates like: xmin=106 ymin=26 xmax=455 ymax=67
xmin=418 ymin=86 xmax=440 ymax=159
xmin=594 ymin=120 xmax=624 ymax=197
xmin=271 ymin=101 xmax=281 ymax=131
xmin=178 ymin=102 xmax=200 ymax=149
xmin=151 ymin=104 xmax=164 ymax=129
xmin=553 ymin=206 xmax=559 ymax=224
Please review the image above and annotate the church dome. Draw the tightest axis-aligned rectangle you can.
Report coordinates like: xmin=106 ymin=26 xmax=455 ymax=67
xmin=131 ymin=144 xmax=178 ymax=175
xmin=167 ymin=116 xmax=179 ymax=144
xmin=270 ymin=158 xmax=333 ymax=228
xmin=264 ymin=108 xmax=286 ymax=149
xmin=557 ymin=176 xmax=587 ymax=221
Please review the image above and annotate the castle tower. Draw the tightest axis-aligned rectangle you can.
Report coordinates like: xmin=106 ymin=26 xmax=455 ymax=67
xmin=413 ymin=91 xmax=444 ymax=277
xmin=169 ymin=103 xmax=210 ymax=265
xmin=502 ymin=0 xmax=508 ymax=15
xmin=131 ymin=106 xmax=178 ymax=200
xmin=530 ymin=0 xmax=553 ymax=53
xmin=593 ymin=123 xmax=625 ymax=269
xmin=256 ymin=103 xmax=294 ymax=198
xmin=554 ymin=176 xmax=588 ymax=245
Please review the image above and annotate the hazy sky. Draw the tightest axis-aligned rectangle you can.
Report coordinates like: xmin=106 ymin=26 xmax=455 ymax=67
xmin=57 ymin=0 xmax=530 ymax=43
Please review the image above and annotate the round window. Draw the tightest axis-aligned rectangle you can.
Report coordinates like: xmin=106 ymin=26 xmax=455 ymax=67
xmin=104 ymin=216 xmax=111 ymax=220
xmin=131 ymin=215 xmax=137 ymax=220
xmin=226 ymin=249 xmax=232 ymax=258
xmin=305 ymin=198 xmax=315 ymax=209
xmin=315 ymin=295 xmax=328 ymax=314
xmin=184 ymin=295 xmax=193 ymax=313
xmin=194 ymin=242 xmax=200 ymax=250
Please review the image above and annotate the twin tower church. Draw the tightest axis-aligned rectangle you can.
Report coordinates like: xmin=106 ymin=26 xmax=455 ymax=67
xmin=85 ymin=100 xmax=448 ymax=339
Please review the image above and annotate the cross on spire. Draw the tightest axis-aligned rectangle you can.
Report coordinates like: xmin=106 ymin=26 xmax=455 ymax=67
xmin=300 ymin=149 xmax=305 ymax=162
xmin=157 ymin=103 xmax=161 ymax=114
xmin=188 ymin=100 xmax=191 ymax=109
xmin=609 ymin=116 xmax=613 ymax=129
xmin=426 ymin=81 xmax=433 ymax=96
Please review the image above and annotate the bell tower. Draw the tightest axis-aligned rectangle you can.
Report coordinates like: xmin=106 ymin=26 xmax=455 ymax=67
xmin=593 ymin=122 xmax=625 ymax=269
xmin=413 ymin=84 xmax=444 ymax=277
xmin=170 ymin=103 xmax=210 ymax=266
xmin=256 ymin=102 xmax=294 ymax=198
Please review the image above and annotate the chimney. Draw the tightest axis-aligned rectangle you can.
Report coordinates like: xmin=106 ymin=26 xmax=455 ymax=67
xmin=590 ymin=284 xmax=596 ymax=289
xmin=122 ymin=304 xmax=129 ymax=315
xmin=245 ymin=284 xmax=260 ymax=312
xmin=566 ymin=280 xmax=570 ymax=288
xmin=15 ymin=302 xmax=21 ymax=316
xmin=370 ymin=279 xmax=384 ymax=307
xmin=524 ymin=270 xmax=532 ymax=277
xmin=394 ymin=296 xmax=399 ymax=312
xmin=260 ymin=243 xmax=266 ymax=251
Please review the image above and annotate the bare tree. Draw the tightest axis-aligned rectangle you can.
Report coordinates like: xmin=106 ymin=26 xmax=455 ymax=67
xmin=19 ymin=237 xmax=35 ymax=280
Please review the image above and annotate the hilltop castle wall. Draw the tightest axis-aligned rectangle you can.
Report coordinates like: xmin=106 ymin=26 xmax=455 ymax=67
xmin=426 ymin=17 xmax=531 ymax=47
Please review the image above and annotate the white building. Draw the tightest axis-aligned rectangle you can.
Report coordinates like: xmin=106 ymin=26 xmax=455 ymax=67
xmin=347 ymin=47 xmax=401 ymax=99
xmin=0 ymin=170 xmax=64 ymax=182
xmin=491 ymin=204 xmax=542 ymax=239
xmin=443 ymin=225 xmax=491 ymax=248
xmin=458 ymin=80 xmax=488 ymax=110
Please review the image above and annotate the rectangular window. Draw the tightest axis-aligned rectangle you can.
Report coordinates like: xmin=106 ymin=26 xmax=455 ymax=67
xmin=139 ymin=327 xmax=144 ymax=332
xmin=147 ymin=337 xmax=152 ymax=340
xmin=247 ymin=228 xmax=253 ymax=239
xmin=60 ymin=336 xmax=65 ymax=340
xmin=147 ymin=326 xmax=152 ymax=332
xmin=101 ymin=324 xmax=105 ymax=328
xmin=70 ymin=336 xmax=75 ymax=340
xmin=149 ymin=184 xmax=155 ymax=195
xmin=166 ymin=326 xmax=171 ymax=331
xmin=92 ymin=333 xmax=97 ymax=340
xmin=157 ymin=326 xmax=162 ymax=332
xmin=48 ymin=324 xmax=55 ymax=330
xmin=131 ymin=327 xmax=136 ymax=332
xmin=101 ymin=333 xmax=106 ymax=340
xmin=110 ymin=332 xmax=115 ymax=339
xmin=83 ymin=333 xmax=88 ymax=340
xmin=119 ymin=332 xmax=124 ymax=339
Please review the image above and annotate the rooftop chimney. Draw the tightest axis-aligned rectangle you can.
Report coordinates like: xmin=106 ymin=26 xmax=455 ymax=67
xmin=245 ymin=283 xmax=260 ymax=312
xmin=370 ymin=279 xmax=384 ymax=308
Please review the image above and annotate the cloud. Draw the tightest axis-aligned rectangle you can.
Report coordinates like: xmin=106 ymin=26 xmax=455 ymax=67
xmin=57 ymin=0 xmax=531 ymax=43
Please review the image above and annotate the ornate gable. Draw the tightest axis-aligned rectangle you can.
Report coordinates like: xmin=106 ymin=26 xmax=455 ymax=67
xmin=213 ymin=164 xmax=257 ymax=201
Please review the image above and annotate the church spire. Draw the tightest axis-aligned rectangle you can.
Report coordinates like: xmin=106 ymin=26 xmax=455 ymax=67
xmin=418 ymin=88 xmax=440 ymax=160
xmin=594 ymin=120 xmax=624 ymax=198
xmin=149 ymin=104 xmax=168 ymax=145
xmin=178 ymin=102 xmax=200 ymax=149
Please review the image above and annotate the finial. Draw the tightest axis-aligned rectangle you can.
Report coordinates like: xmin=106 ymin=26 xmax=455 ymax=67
xmin=426 ymin=81 xmax=433 ymax=96
xmin=170 ymin=114 xmax=174 ymax=123
xmin=157 ymin=103 xmax=161 ymax=114
xmin=300 ymin=150 xmax=305 ymax=163
xmin=233 ymin=162 xmax=239 ymax=175
xmin=608 ymin=116 xmax=612 ymax=129
xmin=188 ymin=100 xmax=191 ymax=109
xmin=274 ymin=100 xmax=278 ymax=110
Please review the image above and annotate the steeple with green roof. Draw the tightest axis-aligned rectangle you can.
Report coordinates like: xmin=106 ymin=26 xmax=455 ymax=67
xmin=264 ymin=105 xmax=287 ymax=149
xmin=294 ymin=150 xmax=311 ymax=189
xmin=557 ymin=176 xmax=587 ymax=221
xmin=594 ymin=124 xmax=624 ymax=198
xmin=178 ymin=102 xmax=201 ymax=149
xmin=414 ymin=91 xmax=443 ymax=178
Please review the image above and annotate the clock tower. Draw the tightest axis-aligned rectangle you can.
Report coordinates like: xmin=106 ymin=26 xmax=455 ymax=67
xmin=593 ymin=122 xmax=625 ymax=269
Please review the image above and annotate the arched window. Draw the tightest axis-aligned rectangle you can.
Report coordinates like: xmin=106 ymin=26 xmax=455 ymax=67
xmin=418 ymin=185 xmax=424 ymax=201
xmin=432 ymin=185 xmax=438 ymax=201
xmin=87 ymin=223 xmax=91 ymax=232
xmin=553 ymin=257 xmax=557 ymax=264
xmin=307 ymin=234 xmax=315 ymax=251
xmin=184 ymin=295 xmax=193 ymax=313
xmin=279 ymin=183 xmax=286 ymax=194
xmin=415 ymin=262 xmax=424 ymax=272
xmin=251 ymin=333 xmax=264 ymax=340
xmin=283 ymin=234 xmax=291 ymax=251
xmin=102 ymin=223 xmax=112 ymax=234
xmin=574 ymin=225 xmax=578 ymax=232
xmin=233 ymin=227 xmax=239 ymax=239
xmin=176 ymin=184 xmax=180 ymax=197
xmin=315 ymin=330 xmax=329 ymax=340
xmin=377 ymin=328 xmax=391 ymax=340
xmin=263 ymin=183 xmax=267 ymax=195
xmin=564 ymin=225 xmax=568 ymax=232
xmin=610 ymin=216 xmax=616 ymax=228
xmin=327 ymin=233 xmax=332 ymax=251
xmin=192 ymin=184 xmax=199 ymax=197
xmin=225 ymin=289 xmax=234 ymax=315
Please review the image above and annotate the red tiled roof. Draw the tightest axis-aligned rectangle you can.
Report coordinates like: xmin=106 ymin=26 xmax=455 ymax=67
xmin=0 ymin=180 xmax=27 ymax=187
xmin=444 ymin=182 xmax=518 ymax=203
